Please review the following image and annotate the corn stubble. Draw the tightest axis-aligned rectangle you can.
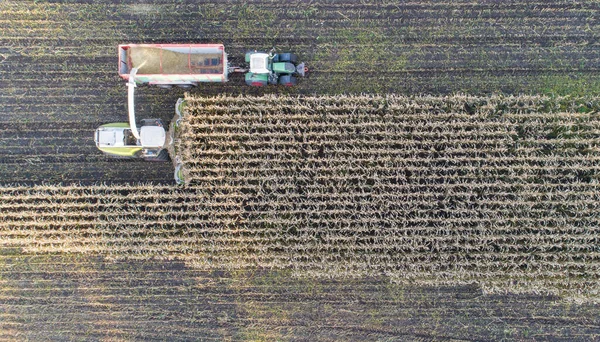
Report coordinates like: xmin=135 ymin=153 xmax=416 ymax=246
xmin=2 ymin=94 xmax=600 ymax=301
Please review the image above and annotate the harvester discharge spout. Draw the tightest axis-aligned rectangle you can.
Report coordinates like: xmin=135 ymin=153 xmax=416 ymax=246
xmin=127 ymin=68 xmax=140 ymax=140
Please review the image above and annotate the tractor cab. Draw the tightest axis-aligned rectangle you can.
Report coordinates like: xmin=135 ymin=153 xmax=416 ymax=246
xmin=249 ymin=53 xmax=271 ymax=74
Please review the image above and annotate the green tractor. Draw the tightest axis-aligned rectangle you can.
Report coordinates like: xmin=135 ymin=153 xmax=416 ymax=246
xmin=244 ymin=51 xmax=306 ymax=86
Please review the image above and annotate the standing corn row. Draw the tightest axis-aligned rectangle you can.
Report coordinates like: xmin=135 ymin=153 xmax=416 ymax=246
xmin=1 ymin=94 xmax=600 ymax=301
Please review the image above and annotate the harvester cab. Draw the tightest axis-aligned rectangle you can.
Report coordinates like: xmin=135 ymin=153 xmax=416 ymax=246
xmin=244 ymin=50 xmax=306 ymax=86
xmin=95 ymin=121 xmax=168 ymax=160
xmin=94 ymin=68 xmax=170 ymax=161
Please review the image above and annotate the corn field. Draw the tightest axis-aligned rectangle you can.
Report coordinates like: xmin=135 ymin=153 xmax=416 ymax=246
xmin=3 ymin=0 xmax=600 ymax=339
xmin=1 ymin=94 xmax=598 ymax=302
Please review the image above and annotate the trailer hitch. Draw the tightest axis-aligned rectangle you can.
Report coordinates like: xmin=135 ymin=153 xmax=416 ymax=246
xmin=296 ymin=63 xmax=308 ymax=77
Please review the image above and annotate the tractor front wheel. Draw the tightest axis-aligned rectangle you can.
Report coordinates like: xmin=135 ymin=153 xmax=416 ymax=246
xmin=279 ymin=75 xmax=297 ymax=86
xmin=277 ymin=53 xmax=297 ymax=64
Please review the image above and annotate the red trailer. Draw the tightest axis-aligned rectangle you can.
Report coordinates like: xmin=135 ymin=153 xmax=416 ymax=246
xmin=118 ymin=43 xmax=228 ymax=88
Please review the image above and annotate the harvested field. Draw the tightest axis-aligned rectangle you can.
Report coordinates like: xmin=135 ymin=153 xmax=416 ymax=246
xmin=3 ymin=255 xmax=599 ymax=341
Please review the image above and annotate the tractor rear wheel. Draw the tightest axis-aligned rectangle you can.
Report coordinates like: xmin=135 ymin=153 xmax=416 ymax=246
xmin=249 ymin=79 xmax=267 ymax=86
xmin=245 ymin=72 xmax=268 ymax=86
xmin=278 ymin=53 xmax=297 ymax=64
xmin=279 ymin=75 xmax=297 ymax=86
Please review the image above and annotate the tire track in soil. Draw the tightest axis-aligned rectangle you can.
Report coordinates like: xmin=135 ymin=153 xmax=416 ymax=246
xmin=0 ymin=121 xmax=175 ymax=185
xmin=0 ymin=161 xmax=175 ymax=185
xmin=2 ymin=254 xmax=598 ymax=341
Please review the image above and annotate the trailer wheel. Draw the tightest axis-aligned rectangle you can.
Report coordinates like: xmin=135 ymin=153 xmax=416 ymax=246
xmin=156 ymin=84 xmax=173 ymax=89
xmin=279 ymin=75 xmax=297 ymax=86
xmin=102 ymin=152 xmax=134 ymax=160
xmin=278 ymin=53 xmax=297 ymax=64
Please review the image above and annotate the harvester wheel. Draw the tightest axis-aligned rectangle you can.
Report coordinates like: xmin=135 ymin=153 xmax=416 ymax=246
xmin=278 ymin=53 xmax=297 ymax=64
xmin=279 ymin=75 xmax=297 ymax=86
xmin=149 ymin=150 xmax=170 ymax=162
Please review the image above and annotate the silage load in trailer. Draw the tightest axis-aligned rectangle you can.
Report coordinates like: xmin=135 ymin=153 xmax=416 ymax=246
xmin=118 ymin=44 xmax=228 ymax=84
xmin=127 ymin=47 xmax=223 ymax=75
